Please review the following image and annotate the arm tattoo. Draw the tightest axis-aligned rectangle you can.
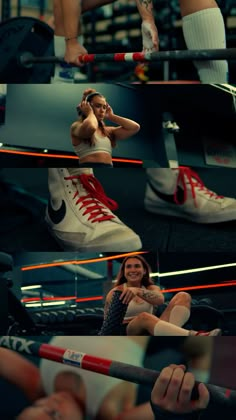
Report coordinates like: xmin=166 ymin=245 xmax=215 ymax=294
xmin=141 ymin=290 xmax=158 ymax=301
xmin=138 ymin=0 xmax=153 ymax=11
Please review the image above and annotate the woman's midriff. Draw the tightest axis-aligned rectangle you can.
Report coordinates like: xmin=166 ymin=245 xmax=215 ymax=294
xmin=79 ymin=152 xmax=112 ymax=164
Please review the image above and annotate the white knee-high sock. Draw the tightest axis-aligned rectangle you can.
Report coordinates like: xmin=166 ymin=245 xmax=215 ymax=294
xmin=182 ymin=8 xmax=228 ymax=83
xmin=169 ymin=305 xmax=191 ymax=327
xmin=153 ymin=320 xmax=189 ymax=336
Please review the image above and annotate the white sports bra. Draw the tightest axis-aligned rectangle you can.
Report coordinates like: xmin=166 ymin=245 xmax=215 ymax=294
xmin=73 ymin=131 xmax=112 ymax=159
xmin=123 ymin=286 xmax=154 ymax=321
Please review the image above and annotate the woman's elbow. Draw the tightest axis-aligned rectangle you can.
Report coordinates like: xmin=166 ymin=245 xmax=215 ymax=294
xmin=88 ymin=122 xmax=97 ymax=134
xmin=134 ymin=123 xmax=141 ymax=133
xmin=84 ymin=124 xmax=97 ymax=138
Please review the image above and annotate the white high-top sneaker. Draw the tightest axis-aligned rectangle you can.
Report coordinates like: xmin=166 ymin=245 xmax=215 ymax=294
xmin=145 ymin=167 xmax=236 ymax=223
xmin=45 ymin=168 xmax=142 ymax=251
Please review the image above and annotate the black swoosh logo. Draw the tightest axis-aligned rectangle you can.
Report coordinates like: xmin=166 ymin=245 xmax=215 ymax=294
xmin=48 ymin=200 xmax=66 ymax=224
xmin=148 ymin=181 xmax=185 ymax=204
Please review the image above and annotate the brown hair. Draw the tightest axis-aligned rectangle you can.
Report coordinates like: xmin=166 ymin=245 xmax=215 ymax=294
xmin=77 ymin=88 xmax=116 ymax=147
xmin=115 ymin=255 xmax=154 ymax=287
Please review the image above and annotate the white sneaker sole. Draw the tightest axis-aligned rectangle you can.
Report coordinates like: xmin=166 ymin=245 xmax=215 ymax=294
xmin=145 ymin=202 xmax=236 ymax=224
xmin=46 ymin=224 xmax=142 ymax=252
xmin=209 ymin=328 xmax=222 ymax=336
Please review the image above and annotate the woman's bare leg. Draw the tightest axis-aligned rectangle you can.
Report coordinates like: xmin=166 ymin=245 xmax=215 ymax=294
xmin=179 ymin=0 xmax=218 ymax=17
xmin=81 ymin=0 xmax=117 ymax=13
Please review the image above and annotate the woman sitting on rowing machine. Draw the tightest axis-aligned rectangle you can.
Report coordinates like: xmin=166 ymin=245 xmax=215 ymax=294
xmin=71 ymin=88 xmax=140 ymax=168
xmin=104 ymin=255 xmax=222 ymax=337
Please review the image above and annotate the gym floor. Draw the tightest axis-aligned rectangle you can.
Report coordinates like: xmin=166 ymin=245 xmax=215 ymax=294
xmin=0 ymin=167 xmax=236 ymax=253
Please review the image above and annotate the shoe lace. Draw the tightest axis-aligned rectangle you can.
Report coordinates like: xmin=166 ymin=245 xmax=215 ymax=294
xmin=194 ymin=331 xmax=209 ymax=336
xmin=174 ymin=166 xmax=224 ymax=206
xmin=64 ymin=174 xmax=118 ymax=223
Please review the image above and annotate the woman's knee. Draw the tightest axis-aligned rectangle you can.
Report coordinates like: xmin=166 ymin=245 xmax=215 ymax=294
xmin=173 ymin=292 xmax=191 ymax=305
xmin=136 ymin=312 xmax=154 ymax=323
xmin=127 ymin=312 xmax=154 ymax=334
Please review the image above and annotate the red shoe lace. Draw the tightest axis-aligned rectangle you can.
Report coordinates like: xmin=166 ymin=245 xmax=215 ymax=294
xmin=64 ymin=174 xmax=118 ymax=223
xmin=174 ymin=166 xmax=224 ymax=206
xmin=195 ymin=331 xmax=210 ymax=336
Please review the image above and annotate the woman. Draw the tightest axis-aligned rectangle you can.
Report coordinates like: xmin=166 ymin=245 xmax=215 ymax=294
xmin=71 ymin=88 xmax=140 ymax=167
xmin=105 ymin=255 xmax=221 ymax=337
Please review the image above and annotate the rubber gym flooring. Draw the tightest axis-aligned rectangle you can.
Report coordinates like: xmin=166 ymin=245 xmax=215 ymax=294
xmin=0 ymin=167 xmax=236 ymax=253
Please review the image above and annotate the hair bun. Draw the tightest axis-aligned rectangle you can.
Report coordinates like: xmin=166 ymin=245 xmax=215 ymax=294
xmin=82 ymin=88 xmax=97 ymax=99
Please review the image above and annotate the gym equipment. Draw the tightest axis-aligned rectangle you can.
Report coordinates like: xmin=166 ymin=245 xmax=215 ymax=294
xmin=1 ymin=17 xmax=236 ymax=83
xmin=0 ymin=17 xmax=54 ymax=83
xmin=1 ymin=336 xmax=236 ymax=393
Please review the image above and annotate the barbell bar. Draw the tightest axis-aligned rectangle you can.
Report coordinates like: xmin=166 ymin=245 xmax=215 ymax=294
xmin=20 ymin=48 xmax=236 ymax=68
xmin=1 ymin=17 xmax=236 ymax=83
xmin=0 ymin=335 xmax=202 ymax=399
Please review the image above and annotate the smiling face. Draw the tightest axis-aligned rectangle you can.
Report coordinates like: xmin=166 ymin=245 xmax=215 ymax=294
xmin=124 ymin=257 xmax=146 ymax=286
xmin=89 ymin=95 xmax=107 ymax=122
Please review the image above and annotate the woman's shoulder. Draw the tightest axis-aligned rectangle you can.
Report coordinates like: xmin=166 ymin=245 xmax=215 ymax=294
xmin=106 ymin=286 xmax=120 ymax=301
xmin=107 ymin=285 xmax=124 ymax=294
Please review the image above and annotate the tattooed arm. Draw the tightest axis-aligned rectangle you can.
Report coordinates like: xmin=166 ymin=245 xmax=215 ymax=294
xmin=135 ymin=0 xmax=159 ymax=52
xmin=136 ymin=0 xmax=155 ymax=22
xmin=137 ymin=285 xmax=164 ymax=305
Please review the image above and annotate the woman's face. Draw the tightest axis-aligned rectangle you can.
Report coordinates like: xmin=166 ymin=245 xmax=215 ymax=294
xmin=124 ymin=258 xmax=146 ymax=285
xmin=90 ymin=96 xmax=107 ymax=121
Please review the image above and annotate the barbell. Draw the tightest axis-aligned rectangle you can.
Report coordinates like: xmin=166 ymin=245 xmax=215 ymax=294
xmin=0 ymin=335 xmax=204 ymax=400
xmin=1 ymin=17 xmax=236 ymax=83
xmin=20 ymin=48 xmax=236 ymax=67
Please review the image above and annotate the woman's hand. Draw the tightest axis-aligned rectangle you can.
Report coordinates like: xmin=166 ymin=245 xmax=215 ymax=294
xmin=16 ymin=391 xmax=84 ymax=420
xmin=151 ymin=364 xmax=210 ymax=415
xmin=141 ymin=20 xmax=159 ymax=53
xmin=0 ymin=348 xmax=85 ymax=420
xmin=119 ymin=287 xmax=140 ymax=304
xmin=105 ymin=103 xmax=114 ymax=120
xmin=64 ymin=40 xmax=88 ymax=67
xmin=79 ymin=100 xmax=94 ymax=117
